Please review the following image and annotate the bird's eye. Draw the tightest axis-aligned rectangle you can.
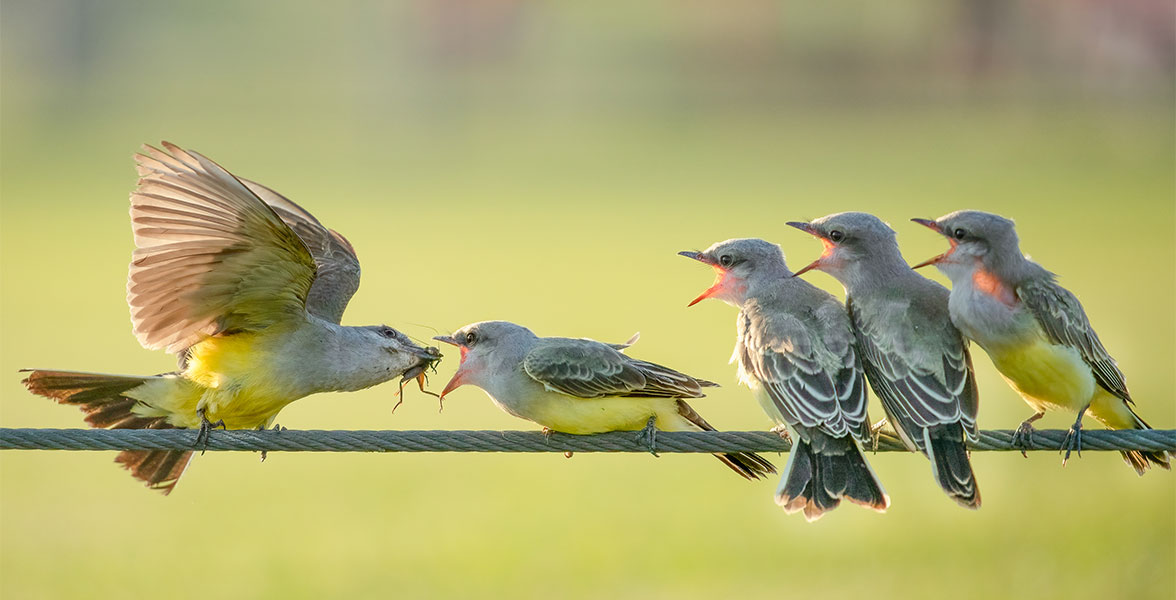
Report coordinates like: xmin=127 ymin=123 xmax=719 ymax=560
xmin=464 ymin=332 xmax=477 ymax=345
xmin=953 ymin=228 xmax=967 ymax=240
xmin=719 ymin=255 xmax=732 ymax=267
xmin=379 ymin=327 xmax=397 ymax=339
xmin=829 ymin=230 xmax=844 ymax=242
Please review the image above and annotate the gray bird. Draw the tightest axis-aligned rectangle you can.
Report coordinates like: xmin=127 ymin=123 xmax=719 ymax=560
xmin=22 ymin=142 xmax=441 ymax=493
xmin=912 ymin=210 xmax=1169 ymax=473
xmin=433 ymin=321 xmax=776 ymax=480
xmin=787 ymin=213 xmax=981 ymax=509
xmin=680 ymin=239 xmax=889 ymax=520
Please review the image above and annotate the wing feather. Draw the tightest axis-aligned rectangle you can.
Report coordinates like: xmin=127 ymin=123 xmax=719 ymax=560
xmin=128 ymin=142 xmax=317 ymax=353
xmin=1017 ymin=279 xmax=1130 ymax=402
xmin=523 ymin=338 xmax=711 ymax=399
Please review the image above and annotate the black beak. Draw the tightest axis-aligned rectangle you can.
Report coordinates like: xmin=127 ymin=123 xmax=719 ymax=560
xmin=786 ymin=221 xmax=818 ymax=236
xmin=911 ymin=218 xmax=941 ymax=233
xmin=678 ymin=250 xmax=710 ymax=264
xmin=433 ymin=335 xmax=459 ymax=347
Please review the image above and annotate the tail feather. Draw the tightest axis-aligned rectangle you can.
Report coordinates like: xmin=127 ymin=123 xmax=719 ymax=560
xmin=1121 ymin=411 xmax=1171 ymax=475
xmin=674 ymin=400 xmax=776 ymax=480
xmin=21 ymin=369 xmax=193 ymax=494
xmin=776 ymin=431 xmax=889 ymax=521
xmin=924 ymin=427 xmax=981 ymax=509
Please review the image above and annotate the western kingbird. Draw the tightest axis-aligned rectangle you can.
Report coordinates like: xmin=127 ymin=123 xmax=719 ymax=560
xmin=434 ymin=321 xmax=776 ymax=480
xmin=22 ymin=142 xmax=441 ymax=493
xmin=787 ymin=213 xmax=980 ymax=508
xmin=680 ymin=239 xmax=889 ymax=520
xmin=912 ymin=210 xmax=1169 ymax=473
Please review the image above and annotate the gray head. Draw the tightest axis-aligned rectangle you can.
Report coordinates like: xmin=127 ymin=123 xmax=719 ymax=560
xmin=434 ymin=321 xmax=539 ymax=397
xmin=786 ymin=212 xmax=903 ymax=282
xmin=911 ymin=210 xmax=1025 ymax=281
xmin=678 ymin=238 xmax=790 ymax=307
xmin=334 ymin=324 xmax=442 ymax=393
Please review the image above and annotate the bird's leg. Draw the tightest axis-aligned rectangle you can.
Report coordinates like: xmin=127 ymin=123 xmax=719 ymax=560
xmin=636 ymin=415 xmax=659 ymax=457
xmin=769 ymin=425 xmax=793 ymax=446
xmin=869 ymin=418 xmax=890 ymax=452
xmin=1061 ymin=405 xmax=1089 ymax=466
xmin=1012 ymin=411 xmax=1045 ymax=458
xmin=194 ymin=408 xmax=226 ymax=454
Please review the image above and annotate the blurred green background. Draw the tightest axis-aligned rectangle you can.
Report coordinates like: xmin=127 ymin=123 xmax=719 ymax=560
xmin=2 ymin=2 xmax=1173 ymax=599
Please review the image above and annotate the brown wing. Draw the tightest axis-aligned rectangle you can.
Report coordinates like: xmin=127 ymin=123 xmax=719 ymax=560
xmin=128 ymin=142 xmax=317 ymax=353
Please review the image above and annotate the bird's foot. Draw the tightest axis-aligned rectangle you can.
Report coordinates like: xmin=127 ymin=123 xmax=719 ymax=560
xmin=1012 ymin=422 xmax=1036 ymax=458
xmin=637 ymin=416 xmax=659 ymax=457
xmin=257 ymin=423 xmax=284 ymax=462
xmin=1060 ymin=407 xmax=1088 ymax=466
xmin=769 ymin=425 xmax=793 ymax=445
xmin=194 ymin=408 xmax=226 ymax=454
xmin=541 ymin=427 xmax=555 ymax=441
xmin=1061 ymin=424 xmax=1083 ymax=466
xmin=869 ymin=418 xmax=890 ymax=452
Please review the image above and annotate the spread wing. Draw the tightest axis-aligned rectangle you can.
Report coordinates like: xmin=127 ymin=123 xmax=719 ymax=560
xmin=737 ymin=300 xmax=868 ymax=441
xmin=849 ymin=295 xmax=978 ymax=450
xmin=128 ymin=142 xmax=317 ymax=353
xmin=523 ymin=338 xmax=713 ymax=399
xmin=240 ymin=178 xmax=361 ymax=324
xmin=1017 ymin=278 xmax=1130 ymax=402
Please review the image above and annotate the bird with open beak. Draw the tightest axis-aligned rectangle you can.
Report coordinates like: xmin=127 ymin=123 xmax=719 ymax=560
xmin=433 ymin=320 xmax=776 ymax=480
xmin=680 ymin=239 xmax=889 ymax=520
xmin=787 ymin=213 xmax=981 ymax=509
xmin=911 ymin=210 xmax=1169 ymax=474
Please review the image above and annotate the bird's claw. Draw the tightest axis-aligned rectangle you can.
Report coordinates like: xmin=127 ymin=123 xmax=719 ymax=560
xmin=637 ymin=415 xmax=659 ymax=457
xmin=1060 ymin=407 xmax=1088 ymax=466
xmin=194 ymin=408 xmax=226 ymax=454
xmin=869 ymin=418 xmax=890 ymax=452
xmin=769 ymin=425 xmax=792 ymax=445
xmin=257 ymin=422 xmax=284 ymax=462
xmin=1012 ymin=421 xmax=1036 ymax=458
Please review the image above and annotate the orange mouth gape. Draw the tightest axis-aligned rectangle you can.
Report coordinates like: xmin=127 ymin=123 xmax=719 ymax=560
xmin=912 ymin=238 xmax=958 ymax=269
xmin=688 ymin=266 xmax=746 ymax=306
xmin=793 ymin=238 xmax=836 ymax=277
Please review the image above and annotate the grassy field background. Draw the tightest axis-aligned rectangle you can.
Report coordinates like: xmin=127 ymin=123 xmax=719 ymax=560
xmin=2 ymin=3 xmax=1173 ymax=599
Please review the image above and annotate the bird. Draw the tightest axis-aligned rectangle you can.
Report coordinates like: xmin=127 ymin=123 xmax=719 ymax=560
xmin=432 ymin=320 xmax=776 ymax=480
xmin=22 ymin=141 xmax=442 ymax=494
xmin=911 ymin=210 xmax=1169 ymax=474
xmin=680 ymin=238 xmax=889 ymax=520
xmin=786 ymin=213 xmax=981 ymax=509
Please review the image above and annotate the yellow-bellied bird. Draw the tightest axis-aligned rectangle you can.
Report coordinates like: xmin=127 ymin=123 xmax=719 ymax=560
xmin=788 ymin=213 xmax=980 ymax=509
xmin=434 ymin=321 xmax=776 ymax=480
xmin=912 ymin=210 xmax=1169 ymax=473
xmin=22 ymin=142 xmax=441 ymax=494
xmin=681 ymin=239 xmax=889 ymax=520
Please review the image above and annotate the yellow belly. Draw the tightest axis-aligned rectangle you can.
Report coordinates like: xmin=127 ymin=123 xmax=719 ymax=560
xmin=990 ymin=338 xmax=1095 ymax=414
xmin=126 ymin=333 xmax=299 ymax=430
xmin=519 ymin=393 xmax=693 ymax=434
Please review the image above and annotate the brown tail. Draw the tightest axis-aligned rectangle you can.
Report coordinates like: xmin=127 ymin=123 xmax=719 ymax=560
xmin=21 ymin=369 xmax=192 ymax=495
xmin=776 ymin=429 xmax=889 ymax=521
xmin=675 ymin=400 xmax=776 ymax=480
xmin=1121 ymin=410 xmax=1171 ymax=475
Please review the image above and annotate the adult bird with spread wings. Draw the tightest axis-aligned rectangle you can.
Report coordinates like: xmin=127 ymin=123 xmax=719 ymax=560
xmin=22 ymin=142 xmax=441 ymax=494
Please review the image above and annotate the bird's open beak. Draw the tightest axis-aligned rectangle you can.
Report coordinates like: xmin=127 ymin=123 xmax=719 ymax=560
xmin=910 ymin=218 xmax=951 ymax=269
xmin=432 ymin=335 xmax=468 ymax=399
xmin=679 ymin=251 xmax=724 ymax=307
xmin=786 ymin=221 xmax=830 ymax=277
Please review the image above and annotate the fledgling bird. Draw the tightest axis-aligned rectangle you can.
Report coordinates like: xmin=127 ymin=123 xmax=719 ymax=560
xmin=912 ymin=210 xmax=1169 ymax=474
xmin=680 ymin=239 xmax=889 ymax=520
xmin=22 ymin=142 xmax=441 ymax=494
xmin=787 ymin=213 xmax=981 ymax=509
xmin=433 ymin=321 xmax=776 ymax=480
